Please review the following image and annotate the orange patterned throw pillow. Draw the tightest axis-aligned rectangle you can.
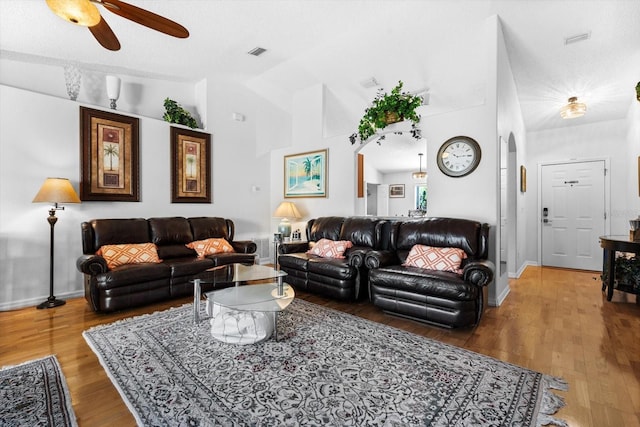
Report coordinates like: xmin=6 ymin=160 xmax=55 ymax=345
xmin=403 ymin=245 xmax=467 ymax=274
xmin=186 ymin=238 xmax=235 ymax=258
xmin=97 ymin=243 xmax=162 ymax=270
xmin=307 ymin=238 xmax=353 ymax=259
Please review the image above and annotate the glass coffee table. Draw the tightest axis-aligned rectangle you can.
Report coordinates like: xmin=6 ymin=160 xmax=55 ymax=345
xmin=192 ymin=264 xmax=293 ymax=344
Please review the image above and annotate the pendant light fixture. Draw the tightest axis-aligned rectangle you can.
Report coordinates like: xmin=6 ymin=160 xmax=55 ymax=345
xmin=560 ymin=96 xmax=587 ymax=119
xmin=412 ymin=153 xmax=427 ymax=179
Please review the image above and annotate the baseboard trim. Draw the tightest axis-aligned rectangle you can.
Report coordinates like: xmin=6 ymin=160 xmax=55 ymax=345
xmin=0 ymin=290 xmax=85 ymax=312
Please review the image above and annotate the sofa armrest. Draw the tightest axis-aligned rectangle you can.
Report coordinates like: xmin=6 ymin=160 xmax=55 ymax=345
xmin=231 ymin=240 xmax=257 ymax=254
xmin=76 ymin=255 xmax=108 ymax=275
xmin=278 ymin=241 xmax=309 ymax=254
xmin=347 ymin=247 xmax=372 ymax=268
xmin=463 ymin=260 xmax=495 ymax=287
xmin=365 ymin=250 xmax=398 ymax=269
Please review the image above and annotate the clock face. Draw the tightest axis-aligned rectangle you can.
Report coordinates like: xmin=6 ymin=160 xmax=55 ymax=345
xmin=437 ymin=136 xmax=481 ymax=177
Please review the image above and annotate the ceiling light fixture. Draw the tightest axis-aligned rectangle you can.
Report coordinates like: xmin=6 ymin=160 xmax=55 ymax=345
xmin=560 ymin=96 xmax=587 ymax=119
xmin=412 ymin=153 xmax=427 ymax=179
xmin=46 ymin=0 xmax=101 ymax=27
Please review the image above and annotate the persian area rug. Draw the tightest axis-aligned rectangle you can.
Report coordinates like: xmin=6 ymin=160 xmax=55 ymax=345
xmin=0 ymin=355 xmax=77 ymax=427
xmin=83 ymin=300 xmax=568 ymax=427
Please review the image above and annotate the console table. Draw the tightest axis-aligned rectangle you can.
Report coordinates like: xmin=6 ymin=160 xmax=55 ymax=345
xmin=599 ymin=235 xmax=640 ymax=301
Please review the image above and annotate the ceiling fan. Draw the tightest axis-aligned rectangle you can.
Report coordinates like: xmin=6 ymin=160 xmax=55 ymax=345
xmin=46 ymin=0 xmax=189 ymax=51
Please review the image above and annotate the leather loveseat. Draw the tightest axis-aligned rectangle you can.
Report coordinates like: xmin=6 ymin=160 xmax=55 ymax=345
xmin=77 ymin=216 xmax=256 ymax=312
xmin=277 ymin=216 xmax=391 ymax=301
xmin=366 ymin=218 xmax=494 ymax=328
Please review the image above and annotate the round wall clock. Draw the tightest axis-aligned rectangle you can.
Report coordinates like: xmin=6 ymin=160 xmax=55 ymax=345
xmin=436 ymin=136 xmax=481 ymax=177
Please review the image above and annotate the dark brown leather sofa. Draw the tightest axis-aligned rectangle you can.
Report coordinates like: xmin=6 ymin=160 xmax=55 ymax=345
xmin=366 ymin=218 xmax=494 ymax=328
xmin=77 ymin=216 xmax=256 ymax=312
xmin=277 ymin=216 xmax=392 ymax=301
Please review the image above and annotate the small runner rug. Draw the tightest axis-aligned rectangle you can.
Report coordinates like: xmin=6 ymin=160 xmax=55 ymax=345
xmin=0 ymin=355 xmax=77 ymax=427
xmin=84 ymin=299 xmax=568 ymax=426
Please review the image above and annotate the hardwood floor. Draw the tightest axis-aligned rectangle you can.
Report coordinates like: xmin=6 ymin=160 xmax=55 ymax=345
xmin=1 ymin=266 xmax=639 ymax=426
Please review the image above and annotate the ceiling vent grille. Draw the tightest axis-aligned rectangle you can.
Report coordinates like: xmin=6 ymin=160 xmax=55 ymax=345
xmin=248 ymin=47 xmax=267 ymax=56
xmin=564 ymin=32 xmax=590 ymax=45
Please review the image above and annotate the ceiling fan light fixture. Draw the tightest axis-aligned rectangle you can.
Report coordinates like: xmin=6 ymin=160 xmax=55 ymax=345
xmin=560 ymin=96 xmax=587 ymax=119
xmin=46 ymin=0 xmax=101 ymax=27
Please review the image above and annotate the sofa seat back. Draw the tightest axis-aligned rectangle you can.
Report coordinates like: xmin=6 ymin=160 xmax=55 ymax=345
xmin=393 ymin=218 xmax=489 ymax=264
xmin=82 ymin=218 xmax=150 ymax=254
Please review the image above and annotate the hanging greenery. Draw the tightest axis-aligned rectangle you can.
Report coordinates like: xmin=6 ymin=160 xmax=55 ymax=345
xmin=163 ymin=98 xmax=198 ymax=129
xmin=349 ymin=81 xmax=423 ymax=144
xmin=636 ymin=81 xmax=640 ymax=102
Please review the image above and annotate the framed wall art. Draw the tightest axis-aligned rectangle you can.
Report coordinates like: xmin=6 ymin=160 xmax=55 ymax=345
xmin=284 ymin=149 xmax=328 ymax=198
xmin=170 ymin=126 xmax=211 ymax=203
xmin=80 ymin=107 xmax=139 ymax=201
xmin=520 ymin=165 xmax=527 ymax=193
xmin=389 ymin=184 xmax=405 ymax=198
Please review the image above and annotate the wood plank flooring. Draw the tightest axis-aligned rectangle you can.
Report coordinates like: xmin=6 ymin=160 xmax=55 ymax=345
xmin=1 ymin=266 xmax=639 ymax=426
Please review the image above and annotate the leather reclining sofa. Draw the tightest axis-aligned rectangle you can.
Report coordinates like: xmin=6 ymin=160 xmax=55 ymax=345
xmin=77 ymin=216 xmax=256 ymax=312
xmin=277 ymin=216 xmax=392 ymax=301
xmin=366 ymin=218 xmax=495 ymax=328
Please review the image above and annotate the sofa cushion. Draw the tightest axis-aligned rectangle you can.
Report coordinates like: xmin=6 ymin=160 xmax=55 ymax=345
xmin=85 ymin=218 xmax=150 ymax=253
xmin=308 ymin=257 xmax=357 ymax=280
xmin=97 ymin=243 xmax=161 ymax=270
xmin=404 ymin=245 xmax=466 ymax=274
xmin=395 ymin=218 xmax=485 ymax=258
xmin=149 ymin=217 xmax=193 ymax=245
xmin=308 ymin=217 xmax=344 ymax=241
xmin=189 ymin=217 xmax=230 ymax=241
xmin=186 ymin=238 xmax=235 ymax=258
xmin=370 ymin=266 xmax=477 ymax=301
xmin=156 ymin=244 xmax=198 ymax=260
xmin=339 ymin=217 xmax=378 ymax=248
xmin=307 ymin=238 xmax=353 ymax=259
xmin=96 ymin=262 xmax=171 ymax=289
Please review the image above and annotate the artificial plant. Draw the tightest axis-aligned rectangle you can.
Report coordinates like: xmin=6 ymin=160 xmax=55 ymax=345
xmin=350 ymin=81 xmax=423 ymax=144
xmin=163 ymin=98 xmax=198 ymax=129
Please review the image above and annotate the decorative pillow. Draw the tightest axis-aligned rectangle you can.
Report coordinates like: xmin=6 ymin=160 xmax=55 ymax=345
xmin=403 ymin=245 xmax=467 ymax=274
xmin=186 ymin=238 xmax=235 ymax=258
xmin=307 ymin=238 xmax=353 ymax=259
xmin=97 ymin=243 xmax=162 ymax=270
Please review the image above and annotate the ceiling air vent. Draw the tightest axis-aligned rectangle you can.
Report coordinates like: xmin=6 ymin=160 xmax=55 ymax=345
xmin=248 ymin=47 xmax=267 ymax=56
xmin=564 ymin=32 xmax=590 ymax=45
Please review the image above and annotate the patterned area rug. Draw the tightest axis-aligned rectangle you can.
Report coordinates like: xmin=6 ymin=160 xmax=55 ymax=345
xmin=0 ymin=355 xmax=77 ymax=427
xmin=84 ymin=300 xmax=568 ymax=426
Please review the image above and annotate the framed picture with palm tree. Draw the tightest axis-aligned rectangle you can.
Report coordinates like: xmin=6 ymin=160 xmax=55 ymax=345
xmin=170 ymin=126 xmax=211 ymax=203
xmin=284 ymin=149 xmax=328 ymax=198
xmin=80 ymin=107 xmax=139 ymax=201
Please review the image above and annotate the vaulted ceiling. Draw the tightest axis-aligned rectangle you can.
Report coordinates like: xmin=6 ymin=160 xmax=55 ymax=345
xmin=1 ymin=0 xmax=638 ymax=172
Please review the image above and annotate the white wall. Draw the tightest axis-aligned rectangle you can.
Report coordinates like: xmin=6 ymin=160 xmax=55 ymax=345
xmin=626 ymin=100 xmax=640 ymax=216
xmin=525 ymin=119 xmax=629 ymax=264
xmin=495 ymin=16 xmax=528 ymax=302
xmin=0 ymin=78 xmax=271 ymax=309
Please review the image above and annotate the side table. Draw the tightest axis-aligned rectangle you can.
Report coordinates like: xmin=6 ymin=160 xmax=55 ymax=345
xmin=599 ymin=235 xmax=640 ymax=302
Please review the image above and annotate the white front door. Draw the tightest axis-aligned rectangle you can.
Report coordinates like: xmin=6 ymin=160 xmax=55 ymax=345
xmin=541 ymin=160 xmax=605 ymax=271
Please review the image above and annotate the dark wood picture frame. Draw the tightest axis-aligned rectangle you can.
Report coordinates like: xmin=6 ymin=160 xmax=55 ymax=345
xmin=80 ymin=107 xmax=139 ymax=201
xmin=170 ymin=126 xmax=211 ymax=203
xmin=389 ymin=184 xmax=405 ymax=198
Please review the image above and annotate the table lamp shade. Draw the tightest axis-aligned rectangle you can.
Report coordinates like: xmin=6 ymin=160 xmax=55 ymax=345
xmin=273 ymin=202 xmax=301 ymax=238
xmin=33 ymin=178 xmax=81 ymax=204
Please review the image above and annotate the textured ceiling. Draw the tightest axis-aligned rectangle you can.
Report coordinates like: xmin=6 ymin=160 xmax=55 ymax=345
xmin=1 ymin=0 xmax=638 ymax=172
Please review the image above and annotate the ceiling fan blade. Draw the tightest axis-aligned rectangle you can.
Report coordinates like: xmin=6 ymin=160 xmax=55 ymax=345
xmin=96 ymin=0 xmax=189 ymax=38
xmin=88 ymin=16 xmax=121 ymax=51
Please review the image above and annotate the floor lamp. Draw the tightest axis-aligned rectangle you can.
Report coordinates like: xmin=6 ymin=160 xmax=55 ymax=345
xmin=32 ymin=178 xmax=81 ymax=309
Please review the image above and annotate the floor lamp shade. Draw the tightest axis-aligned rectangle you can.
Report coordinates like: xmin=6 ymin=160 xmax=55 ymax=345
xmin=32 ymin=178 xmax=80 ymax=309
xmin=273 ymin=202 xmax=301 ymax=238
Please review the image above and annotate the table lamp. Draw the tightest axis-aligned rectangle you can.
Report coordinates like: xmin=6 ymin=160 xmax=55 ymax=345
xmin=273 ymin=201 xmax=301 ymax=241
xmin=32 ymin=178 xmax=81 ymax=309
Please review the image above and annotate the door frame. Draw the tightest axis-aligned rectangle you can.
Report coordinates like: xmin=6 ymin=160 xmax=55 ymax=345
xmin=537 ymin=157 xmax=611 ymax=267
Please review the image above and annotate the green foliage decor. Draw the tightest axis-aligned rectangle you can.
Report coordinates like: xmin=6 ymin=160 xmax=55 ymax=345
xmin=636 ymin=81 xmax=640 ymax=102
xmin=163 ymin=98 xmax=198 ymax=129
xmin=350 ymin=81 xmax=423 ymax=144
xmin=601 ymin=254 xmax=640 ymax=292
